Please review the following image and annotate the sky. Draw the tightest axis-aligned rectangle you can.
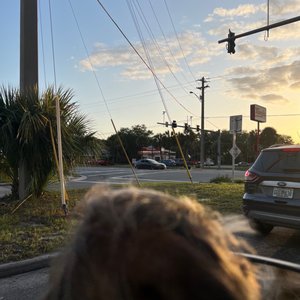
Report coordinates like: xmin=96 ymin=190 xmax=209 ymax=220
xmin=1 ymin=0 xmax=300 ymax=143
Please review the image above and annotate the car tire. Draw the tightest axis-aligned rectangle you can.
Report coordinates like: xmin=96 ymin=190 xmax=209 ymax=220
xmin=249 ymin=219 xmax=274 ymax=235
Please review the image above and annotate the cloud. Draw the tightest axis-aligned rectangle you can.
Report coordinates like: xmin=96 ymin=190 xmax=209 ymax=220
xmin=205 ymin=4 xmax=265 ymax=23
xmin=226 ymin=60 xmax=300 ymax=104
xmin=259 ymin=94 xmax=289 ymax=104
xmin=212 ymin=4 xmax=265 ymax=18
xmin=290 ymin=81 xmax=300 ymax=89
xmin=226 ymin=66 xmax=260 ymax=76
xmin=79 ymin=31 xmax=220 ymax=80
xmin=270 ymin=0 xmax=300 ymax=16
xmin=230 ymin=43 xmax=300 ymax=68
xmin=236 ymin=44 xmax=279 ymax=61
xmin=260 ymin=22 xmax=300 ymax=41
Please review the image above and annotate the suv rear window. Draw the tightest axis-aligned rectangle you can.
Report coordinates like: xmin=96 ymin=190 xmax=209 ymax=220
xmin=252 ymin=149 xmax=300 ymax=173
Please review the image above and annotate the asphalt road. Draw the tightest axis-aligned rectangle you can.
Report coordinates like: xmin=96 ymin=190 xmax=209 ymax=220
xmin=223 ymin=215 xmax=300 ymax=264
xmin=48 ymin=166 xmax=246 ymax=190
xmin=0 ymin=268 xmax=48 ymax=300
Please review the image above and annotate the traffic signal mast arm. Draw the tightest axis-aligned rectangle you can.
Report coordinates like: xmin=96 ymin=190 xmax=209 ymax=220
xmin=218 ymin=15 xmax=300 ymax=50
xmin=157 ymin=122 xmax=216 ymax=133
xmin=157 ymin=121 xmax=200 ymax=131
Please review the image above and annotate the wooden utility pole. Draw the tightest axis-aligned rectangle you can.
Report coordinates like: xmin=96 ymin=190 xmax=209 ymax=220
xmin=19 ymin=0 xmax=38 ymax=199
xmin=197 ymin=77 xmax=209 ymax=168
xmin=20 ymin=0 xmax=38 ymax=91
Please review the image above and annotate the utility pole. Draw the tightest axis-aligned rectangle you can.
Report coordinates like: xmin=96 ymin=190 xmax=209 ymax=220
xmin=19 ymin=0 xmax=38 ymax=199
xmin=197 ymin=77 xmax=209 ymax=168
xmin=20 ymin=0 xmax=38 ymax=91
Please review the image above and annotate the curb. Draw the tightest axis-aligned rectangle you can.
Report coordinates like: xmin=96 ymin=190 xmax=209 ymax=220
xmin=0 ymin=252 xmax=58 ymax=279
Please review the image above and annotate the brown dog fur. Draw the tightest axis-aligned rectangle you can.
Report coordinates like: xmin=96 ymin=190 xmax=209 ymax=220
xmin=44 ymin=186 xmax=260 ymax=300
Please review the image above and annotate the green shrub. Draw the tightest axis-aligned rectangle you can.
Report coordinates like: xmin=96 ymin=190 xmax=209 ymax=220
xmin=210 ymin=175 xmax=232 ymax=183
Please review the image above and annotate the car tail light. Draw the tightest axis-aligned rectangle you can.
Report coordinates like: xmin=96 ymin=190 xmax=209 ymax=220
xmin=245 ymin=170 xmax=259 ymax=182
xmin=282 ymin=148 xmax=300 ymax=152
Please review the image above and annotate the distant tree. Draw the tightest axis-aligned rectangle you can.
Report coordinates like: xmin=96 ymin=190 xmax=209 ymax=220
xmin=106 ymin=125 xmax=153 ymax=163
xmin=259 ymin=127 xmax=279 ymax=149
xmin=218 ymin=130 xmax=233 ymax=165
xmin=258 ymin=127 xmax=293 ymax=149
xmin=277 ymin=134 xmax=294 ymax=145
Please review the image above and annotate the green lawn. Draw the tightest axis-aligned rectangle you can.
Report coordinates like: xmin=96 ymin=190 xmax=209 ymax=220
xmin=0 ymin=182 xmax=244 ymax=263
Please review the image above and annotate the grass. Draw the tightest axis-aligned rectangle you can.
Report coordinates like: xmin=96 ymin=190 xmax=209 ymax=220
xmin=0 ymin=182 xmax=244 ymax=263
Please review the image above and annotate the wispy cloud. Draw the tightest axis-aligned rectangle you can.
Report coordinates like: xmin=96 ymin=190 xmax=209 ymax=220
xmin=205 ymin=4 xmax=265 ymax=23
xmin=226 ymin=60 xmax=300 ymax=103
xmin=270 ymin=0 xmax=300 ymax=16
xmin=79 ymin=31 xmax=220 ymax=80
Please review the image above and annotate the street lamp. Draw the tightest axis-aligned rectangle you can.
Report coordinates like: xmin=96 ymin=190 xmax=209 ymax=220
xmin=190 ymin=91 xmax=205 ymax=168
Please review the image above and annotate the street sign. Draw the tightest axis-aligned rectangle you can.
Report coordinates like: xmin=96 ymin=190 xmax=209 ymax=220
xmin=230 ymin=115 xmax=242 ymax=133
xmin=229 ymin=145 xmax=241 ymax=159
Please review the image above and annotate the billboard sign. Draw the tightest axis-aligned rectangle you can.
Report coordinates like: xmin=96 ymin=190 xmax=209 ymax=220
xmin=250 ymin=104 xmax=266 ymax=123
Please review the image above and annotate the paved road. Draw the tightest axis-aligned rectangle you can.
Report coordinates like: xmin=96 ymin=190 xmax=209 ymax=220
xmin=0 ymin=184 xmax=10 ymax=198
xmin=0 ymin=268 xmax=48 ymax=300
xmin=224 ymin=215 xmax=300 ymax=264
xmin=49 ymin=166 xmax=245 ymax=190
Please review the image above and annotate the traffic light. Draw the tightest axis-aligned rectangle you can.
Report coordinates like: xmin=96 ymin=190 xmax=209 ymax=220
xmin=196 ymin=125 xmax=200 ymax=132
xmin=165 ymin=122 xmax=169 ymax=127
xmin=184 ymin=123 xmax=188 ymax=131
xmin=227 ymin=29 xmax=236 ymax=54
xmin=172 ymin=120 xmax=177 ymax=128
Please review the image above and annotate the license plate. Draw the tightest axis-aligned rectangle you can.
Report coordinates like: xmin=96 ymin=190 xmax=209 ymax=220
xmin=273 ymin=187 xmax=294 ymax=199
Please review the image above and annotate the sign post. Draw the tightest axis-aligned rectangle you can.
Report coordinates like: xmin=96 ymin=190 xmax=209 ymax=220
xmin=229 ymin=115 xmax=242 ymax=180
xmin=250 ymin=104 xmax=266 ymax=157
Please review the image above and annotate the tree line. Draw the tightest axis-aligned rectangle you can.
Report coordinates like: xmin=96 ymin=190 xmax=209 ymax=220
xmin=104 ymin=124 xmax=293 ymax=164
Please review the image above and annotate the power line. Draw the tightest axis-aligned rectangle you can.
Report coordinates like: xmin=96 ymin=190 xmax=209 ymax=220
xmin=94 ymin=0 xmax=197 ymax=117
xmin=147 ymin=0 xmax=195 ymax=90
xmin=131 ymin=0 xmax=190 ymax=95
xmin=163 ymin=0 xmax=196 ymax=81
xmin=205 ymin=113 xmax=300 ymax=119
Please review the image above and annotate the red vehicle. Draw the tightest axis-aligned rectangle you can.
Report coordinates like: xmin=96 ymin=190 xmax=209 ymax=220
xmin=96 ymin=159 xmax=113 ymax=166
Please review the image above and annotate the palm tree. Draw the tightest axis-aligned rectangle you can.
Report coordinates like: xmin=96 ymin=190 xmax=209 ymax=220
xmin=0 ymin=86 xmax=101 ymax=199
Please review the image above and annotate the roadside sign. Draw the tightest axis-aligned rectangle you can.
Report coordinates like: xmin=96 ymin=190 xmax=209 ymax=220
xmin=230 ymin=115 xmax=242 ymax=133
xmin=250 ymin=104 xmax=266 ymax=123
xmin=229 ymin=145 xmax=241 ymax=159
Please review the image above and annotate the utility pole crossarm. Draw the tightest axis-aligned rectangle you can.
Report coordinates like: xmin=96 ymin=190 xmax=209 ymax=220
xmin=218 ymin=15 xmax=300 ymax=44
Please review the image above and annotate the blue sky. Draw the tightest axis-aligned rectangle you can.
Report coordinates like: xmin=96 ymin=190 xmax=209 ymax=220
xmin=1 ymin=0 xmax=300 ymax=142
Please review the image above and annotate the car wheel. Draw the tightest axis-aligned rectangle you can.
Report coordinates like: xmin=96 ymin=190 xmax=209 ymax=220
xmin=249 ymin=219 xmax=274 ymax=235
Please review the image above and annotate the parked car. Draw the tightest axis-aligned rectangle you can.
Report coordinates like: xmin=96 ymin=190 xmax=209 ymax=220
xmin=204 ymin=159 xmax=214 ymax=166
xmin=160 ymin=159 xmax=176 ymax=167
xmin=174 ymin=158 xmax=191 ymax=169
xmin=195 ymin=159 xmax=214 ymax=167
xmin=95 ymin=159 xmax=113 ymax=166
xmin=242 ymin=144 xmax=300 ymax=235
xmin=236 ymin=161 xmax=252 ymax=167
xmin=135 ymin=159 xmax=166 ymax=170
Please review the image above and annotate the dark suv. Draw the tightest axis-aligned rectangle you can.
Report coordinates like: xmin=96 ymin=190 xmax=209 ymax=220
xmin=242 ymin=144 xmax=300 ymax=235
